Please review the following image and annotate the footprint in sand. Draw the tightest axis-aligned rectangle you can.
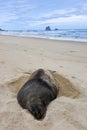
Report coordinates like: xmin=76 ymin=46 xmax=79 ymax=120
xmin=0 ymin=61 xmax=5 ymax=64
xmin=69 ymin=51 xmax=76 ymax=53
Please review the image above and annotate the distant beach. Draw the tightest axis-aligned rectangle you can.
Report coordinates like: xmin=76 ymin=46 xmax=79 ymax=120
xmin=0 ymin=29 xmax=87 ymax=42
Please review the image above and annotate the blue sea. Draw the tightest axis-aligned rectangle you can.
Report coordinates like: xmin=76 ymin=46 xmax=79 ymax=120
xmin=0 ymin=29 xmax=87 ymax=42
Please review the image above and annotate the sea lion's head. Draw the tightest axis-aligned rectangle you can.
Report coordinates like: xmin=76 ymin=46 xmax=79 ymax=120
xmin=29 ymin=69 xmax=56 ymax=88
xmin=27 ymin=98 xmax=46 ymax=120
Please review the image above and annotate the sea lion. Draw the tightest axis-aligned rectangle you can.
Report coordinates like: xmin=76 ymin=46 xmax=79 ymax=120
xmin=17 ymin=69 xmax=59 ymax=120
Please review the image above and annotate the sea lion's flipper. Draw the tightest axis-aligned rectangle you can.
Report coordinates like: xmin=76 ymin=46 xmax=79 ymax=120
xmin=40 ymin=75 xmax=52 ymax=87
xmin=48 ymin=70 xmax=56 ymax=73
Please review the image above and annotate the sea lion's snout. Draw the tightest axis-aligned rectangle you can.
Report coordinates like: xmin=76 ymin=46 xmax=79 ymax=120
xmin=28 ymin=100 xmax=46 ymax=120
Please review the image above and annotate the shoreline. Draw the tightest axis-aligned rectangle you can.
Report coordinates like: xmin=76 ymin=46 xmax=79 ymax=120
xmin=0 ymin=33 xmax=87 ymax=43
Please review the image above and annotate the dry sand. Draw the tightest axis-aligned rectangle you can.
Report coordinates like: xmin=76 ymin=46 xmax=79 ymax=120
xmin=0 ymin=35 xmax=87 ymax=130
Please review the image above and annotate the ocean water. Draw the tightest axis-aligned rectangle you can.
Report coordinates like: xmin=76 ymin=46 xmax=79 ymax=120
xmin=0 ymin=29 xmax=87 ymax=42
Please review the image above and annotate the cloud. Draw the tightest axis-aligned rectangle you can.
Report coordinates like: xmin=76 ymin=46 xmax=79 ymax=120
xmin=78 ymin=3 xmax=87 ymax=10
xmin=46 ymin=15 xmax=87 ymax=24
xmin=27 ymin=3 xmax=87 ymax=28
xmin=27 ymin=15 xmax=87 ymax=26
xmin=0 ymin=13 xmax=18 ymax=23
xmin=37 ymin=8 xmax=77 ymax=19
xmin=36 ymin=2 xmax=87 ymax=20
xmin=0 ymin=1 xmax=36 ymax=14
xmin=0 ymin=1 xmax=87 ymax=29
xmin=0 ymin=0 xmax=36 ymax=25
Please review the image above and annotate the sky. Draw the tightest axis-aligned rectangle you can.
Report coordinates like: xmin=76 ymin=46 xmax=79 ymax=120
xmin=0 ymin=0 xmax=87 ymax=30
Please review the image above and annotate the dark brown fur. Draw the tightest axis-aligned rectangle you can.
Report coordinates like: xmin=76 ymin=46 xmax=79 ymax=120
xmin=17 ymin=69 xmax=59 ymax=120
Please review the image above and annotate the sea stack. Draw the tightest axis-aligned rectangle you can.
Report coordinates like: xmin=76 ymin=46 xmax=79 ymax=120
xmin=45 ymin=26 xmax=51 ymax=31
xmin=55 ymin=28 xmax=58 ymax=31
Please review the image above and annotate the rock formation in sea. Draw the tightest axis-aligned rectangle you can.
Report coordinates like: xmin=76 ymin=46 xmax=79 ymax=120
xmin=45 ymin=26 xmax=51 ymax=31
xmin=54 ymin=28 xmax=58 ymax=31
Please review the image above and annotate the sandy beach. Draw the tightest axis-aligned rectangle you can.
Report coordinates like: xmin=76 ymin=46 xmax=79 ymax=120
xmin=0 ymin=35 xmax=87 ymax=130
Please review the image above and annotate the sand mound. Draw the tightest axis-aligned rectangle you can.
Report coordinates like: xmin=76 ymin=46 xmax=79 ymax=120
xmin=53 ymin=73 xmax=81 ymax=99
xmin=6 ymin=72 xmax=82 ymax=99
xmin=0 ymin=72 xmax=87 ymax=130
